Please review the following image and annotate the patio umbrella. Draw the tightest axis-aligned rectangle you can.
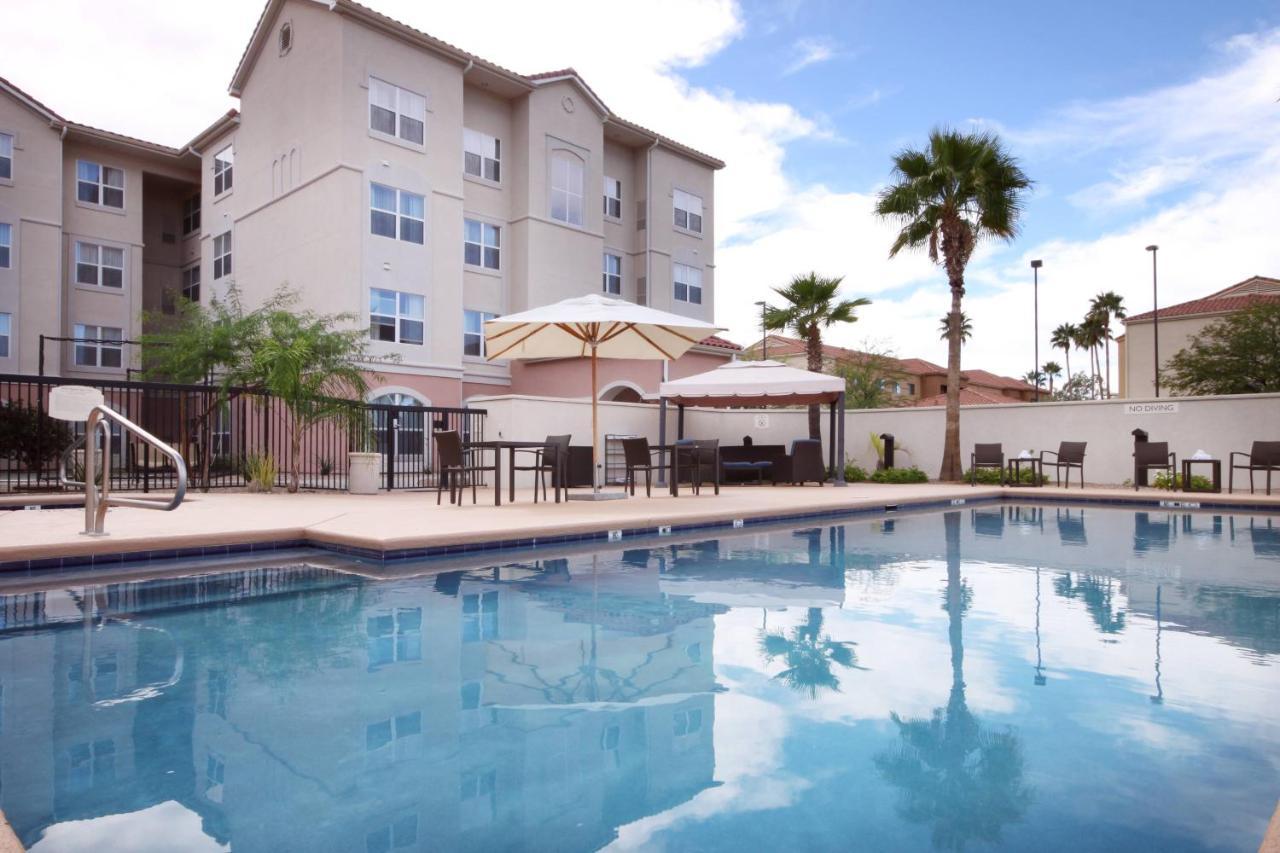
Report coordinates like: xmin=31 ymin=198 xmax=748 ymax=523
xmin=484 ymin=293 xmax=723 ymax=497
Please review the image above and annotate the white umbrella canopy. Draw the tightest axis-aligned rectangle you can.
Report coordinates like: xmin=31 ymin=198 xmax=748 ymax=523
xmin=484 ymin=294 xmax=724 ymax=495
xmin=659 ymin=359 xmax=844 ymax=406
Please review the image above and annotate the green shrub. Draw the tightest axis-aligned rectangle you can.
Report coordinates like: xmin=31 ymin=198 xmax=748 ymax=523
xmin=1152 ymin=471 xmax=1214 ymax=492
xmin=0 ymin=401 xmax=74 ymax=473
xmin=844 ymin=463 xmax=869 ymax=483
xmin=964 ymin=466 xmax=1048 ymax=485
xmin=870 ymin=466 xmax=929 ymax=484
xmin=244 ymin=454 xmax=277 ymax=493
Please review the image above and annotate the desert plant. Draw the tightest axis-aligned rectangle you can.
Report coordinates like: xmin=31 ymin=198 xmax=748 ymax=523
xmin=843 ymin=463 xmax=870 ymax=483
xmin=1151 ymin=471 xmax=1214 ymax=492
xmin=244 ymin=454 xmax=277 ymax=493
xmin=870 ymin=466 xmax=929 ymax=484
xmin=965 ymin=466 xmax=1047 ymax=485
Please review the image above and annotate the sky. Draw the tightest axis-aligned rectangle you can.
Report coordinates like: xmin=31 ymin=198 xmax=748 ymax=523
xmin=4 ymin=0 xmax=1280 ymax=380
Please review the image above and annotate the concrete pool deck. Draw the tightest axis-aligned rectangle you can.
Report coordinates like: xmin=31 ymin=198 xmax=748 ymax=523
xmin=3 ymin=481 xmax=1280 ymax=571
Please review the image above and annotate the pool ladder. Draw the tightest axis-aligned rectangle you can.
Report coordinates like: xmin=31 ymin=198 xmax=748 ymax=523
xmin=59 ymin=404 xmax=187 ymax=536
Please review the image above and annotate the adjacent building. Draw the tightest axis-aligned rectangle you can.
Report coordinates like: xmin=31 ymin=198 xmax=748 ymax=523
xmin=1117 ymin=275 xmax=1280 ymax=398
xmin=0 ymin=0 xmax=733 ymax=408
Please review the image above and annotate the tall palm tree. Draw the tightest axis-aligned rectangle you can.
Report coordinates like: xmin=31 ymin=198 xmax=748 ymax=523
xmin=764 ymin=272 xmax=871 ymax=439
xmin=1075 ymin=315 xmax=1106 ymax=399
xmin=1089 ymin=292 xmax=1126 ymax=398
xmin=1041 ymin=361 xmax=1062 ymax=396
xmin=1050 ymin=323 xmax=1077 ymax=386
xmin=938 ymin=312 xmax=973 ymax=343
xmin=759 ymin=607 xmax=863 ymax=698
xmin=875 ymin=129 xmax=1032 ymax=481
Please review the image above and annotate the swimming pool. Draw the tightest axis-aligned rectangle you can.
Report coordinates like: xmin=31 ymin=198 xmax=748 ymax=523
xmin=0 ymin=504 xmax=1276 ymax=852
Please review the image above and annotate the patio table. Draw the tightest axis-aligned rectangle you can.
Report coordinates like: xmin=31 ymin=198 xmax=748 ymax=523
xmin=1006 ymin=457 xmax=1043 ymax=488
xmin=464 ymin=440 xmax=561 ymax=505
xmin=657 ymin=443 xmax=721 ymax=497
xmin=1181 ymin=458 xmax=1222 ymax=493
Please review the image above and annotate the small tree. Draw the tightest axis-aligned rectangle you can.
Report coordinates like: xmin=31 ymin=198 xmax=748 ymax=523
xmin=1162 ymin=302 xmax=1280 ymax=396
xmin=0 ymin=401 xmax=74 ymax=479
xmin=833 ymin=343 xmax=906 ymax=409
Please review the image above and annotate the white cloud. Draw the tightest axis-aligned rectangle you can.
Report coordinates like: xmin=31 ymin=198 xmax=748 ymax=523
xmin=782 ymin=36 xmax=839 ymax=75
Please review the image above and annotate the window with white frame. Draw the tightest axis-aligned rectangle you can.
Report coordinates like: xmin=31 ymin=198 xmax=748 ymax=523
xmin=603 ymin=177 xmax=622 ymax=219
xmin=673 ymin=189 xmax=703 ymax=233
xmin=370 ymin=288 xmax=424 ymax=345
xmin=213 ymin=232 xmax=232 ymax=279
xmin=76 ymin=160 xmax=124 ymax=209
xmin=369 ymin=77 xmax=426 ymax=146
xmin=463 ymin=219 xmax=499 ymax=270
xmin=181 ymin=264 xmax=200 ymax=302
xmin=0 ymin=133 xmax=12 ymax=180
xmin=0 ymin=222 xmax=10 ymax=268
xmin=213 ymin=146 xmax=233 ymax=195
xmin=367 ymin=608 xmax=423 ymax=668
xmin=370 ymin=183 xmax=425 ymax=244
xmin=463 ymin=310 xmax=496 ymax=357
xmin=602 ymin=253 xmax=621 ymax=295
xmin=463 ymin=129 xmax=500 ymax=182
xmin=0 ymin=313 xmax=10 ymax=359
xmin=182 ymin=193 xmax=200 ymax=235
xmin=73 ymin=324 xmax=123 ymax=368
xmin=673 ymin=263 xmax=702 ymax=304
xmin=549 ymin=151 xmax=584 ymax=227
xmin=74 ymin=241 xmax=124 ymax=289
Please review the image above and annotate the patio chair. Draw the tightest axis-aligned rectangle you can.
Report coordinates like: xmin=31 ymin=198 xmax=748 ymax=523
xmin=1228 ymin=441 xmax=1280 ymax=495
xmin=513 ymin=434 xmax=570 ymax=502
xmin=433 ymin=430 xmax=496 ymax=506
xmin=970 ymin=443 xmax=1004 ymax=486
xmin=674 ymin=439 xmax=721 ymax=495
xmin=789 ymin=439 xmax=825 ymax=486
xmin=1133 ymin=441 xmax=1175 ymax=491
xmin=621 ymin=437 xmax=663 ymax=497
xmin=1040 ymin=441 xmax=1086 ymax=488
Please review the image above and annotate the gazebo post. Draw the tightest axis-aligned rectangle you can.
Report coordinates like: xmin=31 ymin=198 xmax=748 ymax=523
xmin=677 ymin=404 xmax=685 ymax=440
xmin=827 ymin=398 xmax=836 ymax=481
xmin=835 ymin=391 xmax=847 ymax=487
xmin=657 ymin=397 xmax=668 ymax=486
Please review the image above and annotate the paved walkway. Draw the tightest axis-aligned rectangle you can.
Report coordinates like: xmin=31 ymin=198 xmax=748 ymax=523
xmin=2 ymin=482 xmax=1278 ymax=569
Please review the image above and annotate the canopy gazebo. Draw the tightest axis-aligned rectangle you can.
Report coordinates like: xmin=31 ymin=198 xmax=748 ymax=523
xmin=657 ymin=360 xmax=847 ymax=486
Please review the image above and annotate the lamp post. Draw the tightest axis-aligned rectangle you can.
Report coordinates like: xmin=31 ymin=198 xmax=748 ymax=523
xmin=1031 ymin=260 xmax=1043 ymax=402
xmin=754 ymin=300 xmax=768 ymax=360
xmin=1145 ymin=245 xmax=1159 ymax=397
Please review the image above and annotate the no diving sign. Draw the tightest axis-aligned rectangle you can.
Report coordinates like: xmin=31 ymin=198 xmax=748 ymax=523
xmin=1124 ymin=402 xmax=1179 ymax=415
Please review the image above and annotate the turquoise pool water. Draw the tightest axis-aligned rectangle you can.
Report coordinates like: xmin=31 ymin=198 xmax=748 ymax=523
xmin=0 ymin=505 xmax=1277 ymax=852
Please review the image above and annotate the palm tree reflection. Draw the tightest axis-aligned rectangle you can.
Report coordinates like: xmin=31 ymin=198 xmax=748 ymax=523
xmin=759 ymin=607 xmax=862 ymax=698
xmin=1053 ymin=573 xmax=1126 ymax=635
xmin=876 ymin=511 xmax=1031 ymax=850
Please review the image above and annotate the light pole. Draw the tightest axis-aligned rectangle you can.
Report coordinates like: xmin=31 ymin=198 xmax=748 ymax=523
xmin=1031 ymin=259 xmax=1042 ymax=402
xmin=1146 ymin=245 xmax=1159 ymax=397
xmin=754 ymin=300 xmax=768 ymax=360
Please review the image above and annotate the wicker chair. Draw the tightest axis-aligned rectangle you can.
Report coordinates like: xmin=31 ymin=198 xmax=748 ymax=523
xmin=789 ymin=439 xmax=825 ymax=486
xmin=1133 ymin=441 xmax=1175 ymax=491
xmin=621 ymin=437 xmax=663 ymax=497
xmin=1228 ymin=441 xmax=1280 ymax=495
xmin=1040 ymin=441 xmax=1086 ymax=488
xmin=433 ymin=430 xmax=496 ymax=506
xmin=970 ymin=443 xmax=1004 ymax=486
xmin=512 ymin=434 xmax=570 ymax=502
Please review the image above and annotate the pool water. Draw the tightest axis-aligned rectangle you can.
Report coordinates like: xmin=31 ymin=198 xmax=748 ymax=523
xmin=0 ymin=505 xmax=1277 ymax=852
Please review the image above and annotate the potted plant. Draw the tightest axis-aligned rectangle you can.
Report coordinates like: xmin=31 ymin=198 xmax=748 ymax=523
xmin=347 ymin=408 xmax=381 ymax=495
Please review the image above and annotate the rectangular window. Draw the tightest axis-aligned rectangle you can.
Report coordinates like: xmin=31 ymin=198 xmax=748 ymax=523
xmin=550 ymin=152 xmax=584 ymax=227
xmin=0 ymin=133 xmax=11 ymax=180
xmin=462 ymin=591 xmax=499 ymax=642
xmin=370 ymin=183 xmax=425 ymax=244
xmin=602 ymin=253 xmax=621 ymax=295
xmin=0 ymin=313 xmax=10 ymax=359
xmin=673 ymin=189 xmax=703 ymax=234
xmin=673 ymin=263 xmax=702 ymax=305
xmin=76 ymin=160 xmax=124 ymax=209
xmin=0 ymin=222 xmax=10 ymax=268
xmin=213 ymin=146 xmax=233 ymax=195
xmin=370 ymin=288 xmax=424 ymax=345
xmin=603 ymin=177 xmax=622 ymax=219
xmin=182 ymin=193 xmax=201 ymax=235
xmin=369 ymin=77 xmax=426 ymax=146
xmin=182 ymin=264 xmax=200 ymax=302
xmin=463 ymin=219 xmax=499 ymax=270
xmin=74 ymin=241 xmax=124 ymax=289
xmin=367 ymin=608 xmax=423 ymax=668
xmin=463 ymin=310 xmax=496 ymax=358
xmin=213 ymin=232 xmax=232 ymax=279
xmin=73 ymin=324 xmax=123 ymax=368
xmin=463 ymin=129 xmax=500 ymax=182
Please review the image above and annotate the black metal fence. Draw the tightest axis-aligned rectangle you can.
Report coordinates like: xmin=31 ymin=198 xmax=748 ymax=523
xmin=0 ymin=373 xmax=484 ymax=494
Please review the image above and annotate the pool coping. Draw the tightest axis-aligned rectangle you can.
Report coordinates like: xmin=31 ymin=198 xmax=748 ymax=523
xmin=2 ymin=486 xmax=1278 ymax=574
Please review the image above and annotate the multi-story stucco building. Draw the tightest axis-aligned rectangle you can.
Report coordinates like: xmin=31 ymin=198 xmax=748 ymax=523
xmin=0 ymin=0 xmax=735 ymax=408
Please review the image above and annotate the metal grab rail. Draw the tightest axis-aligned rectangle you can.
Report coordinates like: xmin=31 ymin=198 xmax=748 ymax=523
xmin=58 ymin=404 xmax=187 ymax=536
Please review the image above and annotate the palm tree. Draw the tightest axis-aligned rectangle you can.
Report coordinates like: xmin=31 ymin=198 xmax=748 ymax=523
xmin=875 ymin=129 xmax=1032 ymax=481
xmin=938 ymin=312 xmax=973 ymax=343
xmin=1022 ymin=369 xmax=1045 ymax=390
xmin=1075 ymin=315 xmax=1106 ymax=399
xmin=1041 ymin=361 xmax=1062 ymax=396
xmin=764 ymin=272 xmax=871 ymax=439
xmin=1050 ymin=323 xmax=1077 ymax=386
xmin=759 ymin=607 xmax=862 ymax=698
xmin=1089 ymin=292 xmax=1126 ymax=398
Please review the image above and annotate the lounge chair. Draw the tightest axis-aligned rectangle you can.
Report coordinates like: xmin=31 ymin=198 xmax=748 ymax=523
xmin=970 ymin=443 xmax=1004 ymax=486
xmin=789 ymin=439 xmax=825 ymax=486
xmin=433 ymin=430 xmax=496 ymax=506
xmin=1040 ymin=441 xmax=1086 ymax=488
xmin=1133 ymin=441 xmax=1175 ymax=491
xmin=513 ymin=434 xmax=570 ymax=502
xmin=621 ymin=437 xmax=663 ymax=497
xmin=1228 ymin=441 xmax=1280 ymax=495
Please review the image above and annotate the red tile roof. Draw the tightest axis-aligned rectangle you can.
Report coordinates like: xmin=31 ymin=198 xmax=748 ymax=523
xmin=911 ymin=387 xmax=1016 ymax=407
xmin=697 ymin=335 xmax=742 ymax=351
xmin=1126 ymin=293 xmax=1280 ymax=323
xmin=896 ymin=357 xmax=948 ymax=376
xmin=962 ymin=369 xmax=1038 ymax=392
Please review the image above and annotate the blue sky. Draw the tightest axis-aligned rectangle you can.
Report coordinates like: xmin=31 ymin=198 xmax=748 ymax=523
xmin=5 ymin=0 xmax=1279 ymax=380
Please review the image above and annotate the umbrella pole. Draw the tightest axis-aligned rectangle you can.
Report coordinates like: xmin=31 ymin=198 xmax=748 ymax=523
xmin=591 ymin=344 xmax=599 ymax=492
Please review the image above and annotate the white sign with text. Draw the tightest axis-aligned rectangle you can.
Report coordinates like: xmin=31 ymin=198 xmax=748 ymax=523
xmin=1124 ymin=402 xmax=1179 ymax=415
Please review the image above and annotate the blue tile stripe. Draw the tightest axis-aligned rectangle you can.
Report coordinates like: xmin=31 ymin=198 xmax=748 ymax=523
xmin=2 ymin=491 xmax=1276 ymax=574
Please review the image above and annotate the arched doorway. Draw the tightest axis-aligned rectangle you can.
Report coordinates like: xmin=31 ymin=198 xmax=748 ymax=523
xmin=368 ymin=390 xmax=429 ymax=483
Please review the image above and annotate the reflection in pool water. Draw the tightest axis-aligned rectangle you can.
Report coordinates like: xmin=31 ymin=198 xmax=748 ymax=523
xmin=0 ymin=507 xmax=1276 ymax=852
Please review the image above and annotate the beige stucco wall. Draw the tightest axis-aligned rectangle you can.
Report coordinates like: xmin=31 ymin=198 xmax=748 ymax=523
xmin=1122 ymin=316 xmax=1220 ymax=399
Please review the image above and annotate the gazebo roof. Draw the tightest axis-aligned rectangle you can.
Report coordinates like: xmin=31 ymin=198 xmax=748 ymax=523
xmin=658 ymin=360 xmax=844 ymax=407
